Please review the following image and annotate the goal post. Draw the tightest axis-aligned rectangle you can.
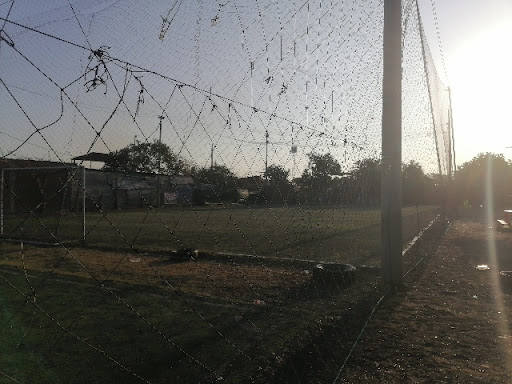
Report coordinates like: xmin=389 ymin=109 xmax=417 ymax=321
xmin=0 ymin=165 xmax=86 ymax=243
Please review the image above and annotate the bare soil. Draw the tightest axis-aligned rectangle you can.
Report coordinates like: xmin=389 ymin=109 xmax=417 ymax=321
xmin=337 ymin=217 xmax=512 ymax=383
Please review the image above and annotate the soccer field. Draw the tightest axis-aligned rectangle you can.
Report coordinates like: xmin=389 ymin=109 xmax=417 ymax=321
xmin=0 ymin=205 xmax=442 ymax=383
xmin=0 ymin=212 xmax=447 ymax=383
xmin=2 ymin=205 xmax=439 ymax=265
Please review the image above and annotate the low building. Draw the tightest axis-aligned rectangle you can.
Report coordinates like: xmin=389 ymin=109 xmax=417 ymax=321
xmin=81 ymin=170 xmax=194 ymax=210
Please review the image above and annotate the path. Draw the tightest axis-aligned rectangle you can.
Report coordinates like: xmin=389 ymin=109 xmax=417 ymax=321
xmin=338 ymin=218 xmax=512 ymax=383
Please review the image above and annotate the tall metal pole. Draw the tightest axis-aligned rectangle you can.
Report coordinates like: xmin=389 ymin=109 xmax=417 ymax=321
xmin=157 ymin=115 xmax=164 ymax=207
xmin=447 ymin=109 xmax=452 ymax=180
xmin=265 ymin=130 xmax=269 ymax=182
xmin=448 ymin=87 xmax=456 ymax=173
xmin=417 ymin=2 xmax=442 ymax=177
xmin=381 ymin=0 xmax=403 ymax=286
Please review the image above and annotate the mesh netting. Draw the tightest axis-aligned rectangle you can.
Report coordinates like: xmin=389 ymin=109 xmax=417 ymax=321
xmin=1 ymin=1 xmax=451 ymax=382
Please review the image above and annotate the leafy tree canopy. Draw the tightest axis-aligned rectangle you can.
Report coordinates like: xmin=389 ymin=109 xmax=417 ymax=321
xmin=265 ymin=164 xmax=290 ymax=185
xmin=402 ymin=160 xmax=424 ymax=179
xmin=455 ymin=152 xmax=512 ymax=206
xmin=302 ymin=152 xmax=342 ymax=179
xmin=103 ymin=140 xmax=189 ymax=175
xmin=299 ymin=152 xmax=342 ymax=204
xmin=402 ymin=160 xmax=432 ymax=204
xmin=352 ymin=158 xmax=381 ymax=179
xmin=194 ymin=165 xmax=237 ymax=189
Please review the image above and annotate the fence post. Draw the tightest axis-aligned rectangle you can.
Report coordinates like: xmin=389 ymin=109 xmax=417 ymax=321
xmin=381 ymin=0 xmax=403 ymax=286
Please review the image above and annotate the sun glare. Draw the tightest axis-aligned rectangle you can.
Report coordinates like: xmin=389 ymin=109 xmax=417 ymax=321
xmin=485 ymin=156 xmax=512 ymax=375
xmin=450 ymin=21 xmax=512 ymax=157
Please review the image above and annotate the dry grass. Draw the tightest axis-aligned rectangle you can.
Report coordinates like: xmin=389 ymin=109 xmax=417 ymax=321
xmin=0 ymin=243 xmax=309 ymax=303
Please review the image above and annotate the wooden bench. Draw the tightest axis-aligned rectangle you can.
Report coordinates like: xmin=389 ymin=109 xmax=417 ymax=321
xmin=497 ymin=219 xmax=510 ymax=231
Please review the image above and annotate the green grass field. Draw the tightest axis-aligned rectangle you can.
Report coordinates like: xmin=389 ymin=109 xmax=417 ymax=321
xmin=2 ymin=205 xmax=439 ymax=265
xmin=0 ymin=205 xmax=442 ymax=383
xmin=0 ymin=270 xmax=269 ymax=383
xmin=0 ymin=257 xmax=381 ymax=383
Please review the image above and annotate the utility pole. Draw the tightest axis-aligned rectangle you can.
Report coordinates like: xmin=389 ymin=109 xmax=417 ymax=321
xmin=381 ymin=0 xmax=402 ymax=286
xmin=265 ymin=130 xmax=269 ymax=183
xmin=157 ymin=115 xmax=164 ymax=207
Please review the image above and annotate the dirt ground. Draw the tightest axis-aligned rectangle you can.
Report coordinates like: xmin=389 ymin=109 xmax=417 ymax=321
xmin=337 ymin=217 xmax=512 ymax=383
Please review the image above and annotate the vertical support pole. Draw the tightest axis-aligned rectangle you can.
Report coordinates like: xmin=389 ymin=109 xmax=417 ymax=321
xmin=381 ymin=0 xmax=403 ymax=286
xmin=265 ymin=130 xmax=269 ymax=182
xmin=82 ymin=166 xmax=86 ymax=241
xmin=448 ymin=87 xmax=456 ymax=173
xmin=211 ymin=144 xmax=214 ymax=169
xmin=1 ymin=169 xmax=4 ymax=236
xmin=158 ymin=115 xmax=164 ymax=207
xmin=446 ymin=87 xmax=455 ymax=218
xmin=447 ymin=107 xmax=452 ymax=180
xmin=417 ymin=1 xmax=442 ymax=176
xmin=9 ymin=170 xmax=15 ymax=214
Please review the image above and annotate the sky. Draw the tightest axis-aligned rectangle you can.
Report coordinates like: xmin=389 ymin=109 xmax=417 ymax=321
xmin=419 ymin=0 xmax=512 ymax=166
xmin=0 ymin=0 xmax=388 ymax=177
xmin=1 ymin=0 xmax=511 ymax=175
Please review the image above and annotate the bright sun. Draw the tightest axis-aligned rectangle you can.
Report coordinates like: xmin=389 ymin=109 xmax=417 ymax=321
xmin=450 ymin=20 xmax=512 ymax=159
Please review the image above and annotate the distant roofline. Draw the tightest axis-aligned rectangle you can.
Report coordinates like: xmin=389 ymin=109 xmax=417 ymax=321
xmin=72 ymin=152 xmax=112 ymax=162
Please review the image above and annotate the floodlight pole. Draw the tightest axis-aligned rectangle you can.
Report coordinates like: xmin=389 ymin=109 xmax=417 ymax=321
xmin=381 ymin=0 xmax=403 ymax=286
xmin=157 ymin=115 xmax=164 ymax=207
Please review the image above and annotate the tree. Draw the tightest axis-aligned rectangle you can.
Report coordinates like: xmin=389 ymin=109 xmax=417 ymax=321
xmin=402 ymin=160 xmax=428 ymax=205
xmin=304 ymin=152 xmax=342 ymax=179
xmin=350 ymin=158 xmax=381 ymax=205
xmin=103 ymin=140 xmax=189 ymax=175
xmin=264 ymin=164 xmax=290 ymax=185
xmin=301 ymin=152 xmax=342 ymax=204
xmin=194 ymin=165 xmax=237 ymax=189
xmin=264 ymin=164 xmax=292 ymax=204
xmin=193 ymin=165 xmax=238 ymax=202
xmin=454 ymin=153 xmax=512 ymax=207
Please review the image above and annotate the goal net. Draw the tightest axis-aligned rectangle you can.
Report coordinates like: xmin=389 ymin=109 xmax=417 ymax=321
xmin=1 ymin=165 xmax=85 ymax=243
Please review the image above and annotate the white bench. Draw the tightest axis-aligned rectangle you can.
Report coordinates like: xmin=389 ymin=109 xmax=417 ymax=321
xmin=497 ymin=219 xmax=510 ymax=231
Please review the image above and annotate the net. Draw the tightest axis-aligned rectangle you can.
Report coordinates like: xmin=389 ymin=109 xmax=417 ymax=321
xmin=0 ymin=1 xmax=452 ymax=382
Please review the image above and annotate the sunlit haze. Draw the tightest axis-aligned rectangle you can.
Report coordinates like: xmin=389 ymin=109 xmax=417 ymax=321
xmin=427 ymin=0 xmax=512 ymax=165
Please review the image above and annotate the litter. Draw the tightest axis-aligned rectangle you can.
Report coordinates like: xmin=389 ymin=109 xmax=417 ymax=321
xmin=130 ymin=257 xmax=141 ymax=263
xmin=476 ymin=265 xmax=489 ymax=270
